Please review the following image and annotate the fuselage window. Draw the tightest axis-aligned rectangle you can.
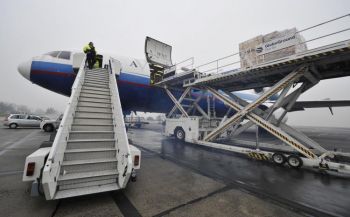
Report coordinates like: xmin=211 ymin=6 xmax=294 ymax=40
xmin=45 ymin=51 xmax=60 ymax=58
xmin=58 ymin=51 xmax=71 ymax=60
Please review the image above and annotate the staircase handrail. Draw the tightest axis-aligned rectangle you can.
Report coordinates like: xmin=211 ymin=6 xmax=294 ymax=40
xmin=109 ymin=58 xmax=133 ymax=188
xmin=41 ymin=56 xmax=86 ymax=199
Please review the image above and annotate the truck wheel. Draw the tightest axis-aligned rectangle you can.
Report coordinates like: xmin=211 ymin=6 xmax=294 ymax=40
xmin=9 ymin=123 xmax=18 ymax=129
xmin=272 ymin=152 xmax=286 ymax=165
xmin=287 ymin=155 xmax=303 ymax=169
xmin=43 ymin=124 xmax=54 ymax=132
xmin=174 ymin=127 xmax=185 ymax=141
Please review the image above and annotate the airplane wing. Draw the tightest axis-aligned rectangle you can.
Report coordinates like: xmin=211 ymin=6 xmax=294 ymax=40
xmin=289 ymin=100 xmax=350 ymax=112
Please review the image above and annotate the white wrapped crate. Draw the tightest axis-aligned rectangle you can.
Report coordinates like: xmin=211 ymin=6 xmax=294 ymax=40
xmin=239 ymin=28 xmax=307 ymax=69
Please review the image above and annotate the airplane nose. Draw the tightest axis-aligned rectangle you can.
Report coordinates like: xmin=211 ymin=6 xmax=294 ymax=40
xmin=18 ymin=60 xmax=32 ymax=80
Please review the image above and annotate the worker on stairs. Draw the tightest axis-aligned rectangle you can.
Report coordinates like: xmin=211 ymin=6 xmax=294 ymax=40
xmin=83 ymin=42 xmax=97 ymax=69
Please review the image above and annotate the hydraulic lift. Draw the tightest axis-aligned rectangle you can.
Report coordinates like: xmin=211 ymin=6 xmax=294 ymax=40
xmin=144 ymin=27 xmax=350 ymax=176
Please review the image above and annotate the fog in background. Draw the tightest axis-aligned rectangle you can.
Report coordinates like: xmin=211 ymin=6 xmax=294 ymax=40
xmin=0 ymin=0 xmax=349 ymax=127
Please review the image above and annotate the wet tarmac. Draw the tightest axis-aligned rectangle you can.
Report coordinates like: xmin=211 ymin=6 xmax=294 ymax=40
xmin=0 ymin=123 xmax=349 ymax=217
xmin=129 ymin=123 xmax=350 ymax=217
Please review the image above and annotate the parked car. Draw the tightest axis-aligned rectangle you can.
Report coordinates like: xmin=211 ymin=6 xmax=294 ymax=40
xmin=3 ymin=114 xmax=43 ymax=129
xmin=40 ymin=114 xmax=63 ymax=132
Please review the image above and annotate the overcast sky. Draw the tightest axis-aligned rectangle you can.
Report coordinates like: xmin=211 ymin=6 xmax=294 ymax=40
xmin=0 ymin=0 xmax=349 ymax=127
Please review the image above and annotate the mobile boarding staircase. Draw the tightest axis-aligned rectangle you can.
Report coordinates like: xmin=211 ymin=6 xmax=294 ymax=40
xmin=40 ymin=58 xmax=133 ymax=200
xmin=145 ymin=14 xmax=350 ymax=176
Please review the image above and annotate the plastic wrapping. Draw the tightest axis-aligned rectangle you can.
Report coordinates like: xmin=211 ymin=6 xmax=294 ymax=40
xmin=239 ymin=28 xmax=307 ymax=69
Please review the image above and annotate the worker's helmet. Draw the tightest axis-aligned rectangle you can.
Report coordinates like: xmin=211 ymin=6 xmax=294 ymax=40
xmin=89 ymin=42 xmax=94 ymax=46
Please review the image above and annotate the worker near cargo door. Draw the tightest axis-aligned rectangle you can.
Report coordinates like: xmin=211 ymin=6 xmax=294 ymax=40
xmin=83 ymin=42 xmax=97 ymax=69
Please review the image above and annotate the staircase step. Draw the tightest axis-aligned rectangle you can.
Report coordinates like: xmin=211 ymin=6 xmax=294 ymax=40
xmin=61 ymin=158 xmax=117 ymax=174
xmin=54 ymin=183 xmax=119 ymax=199
xmin=61 ymin=158 xmax=117 ymax=166
xmin=77 ymin=106 xmax=112 ymax=113
xmin=79 ymin=97 xmax=111 ymax=104
xmin=72 ymin=124 xmax=113 ymax=131
xmin=73 ymin=117 xmax=113 ymax=125
xmin=77 ymin=101 xmax=111 ymax=108
xmin=86 ymin=69 xmax=108 ymax=73
xmin=67 ymin=139 xmax=115 ymax=150
xmin=82 ymin=86 xmax=110 ymax=93
xmin=86 ymin=69 xmax=108 ymax=72
xmin=69 ymin=131 xmax=114 ymax=140
xmin=58 ymin=176 xmax=118 ymax=191
xmin=75 ymin=111 xmax=112 ymax=119
xmin=84 ymin=80 xmax=109 ymax=87
xmin=85 ymin=75 xmax=109 ymax=79
xmin=80 ymin=90 xmax=111 ymax=96
xmin=84 ymin=83 xmax=109 ymax=89
xmin=58 ymin=169 xmax=118 ymax=181
xmin=64 ymin=148 xmax=116 ymax=161
xmin=84 ymin=75 xmax=109 ymax=80
xmin=85 ymin=74 xmax=109 ymax=80
xmin=80 ymin=93 xmax=111 ymax=99
xmin=85 ymin=71 xmax=109 ymax=76
xmin=75 ymin=110 xmax=112 ymax=115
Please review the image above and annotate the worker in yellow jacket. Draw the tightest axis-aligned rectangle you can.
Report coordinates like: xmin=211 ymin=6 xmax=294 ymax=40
xmin=83 ymin=42 xmax=96 ymax=69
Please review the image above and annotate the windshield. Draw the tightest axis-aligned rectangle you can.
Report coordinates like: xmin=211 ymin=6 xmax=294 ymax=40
xmin=45 ymin=51 xmax=60 ymax=57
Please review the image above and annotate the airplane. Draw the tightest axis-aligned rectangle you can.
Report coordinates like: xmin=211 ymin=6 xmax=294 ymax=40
xmin=17 ymin=50 xmax=350 ymax=118
xmin=17 ymin=50 xmax=264 ymax=116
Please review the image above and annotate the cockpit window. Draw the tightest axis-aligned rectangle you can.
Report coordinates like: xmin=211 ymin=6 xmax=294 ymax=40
xmin=45 ymin=51 xmax=60 ymax=57
xmin=58 ymin=51 xmax=71 ymax=60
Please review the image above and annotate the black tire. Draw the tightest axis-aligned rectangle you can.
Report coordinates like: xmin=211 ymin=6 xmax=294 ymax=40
xmin=272 ymin=152 xmax=286 ymax=165
xmin=9 ymin=123 xmax=18 ymax=129
xmin=174 ymin=127 xmax=185 ymax=141
xmin=43 ymin=124 xmax=54 ymax=132
xmin=287 ymin=155 xmax=303 ymax=169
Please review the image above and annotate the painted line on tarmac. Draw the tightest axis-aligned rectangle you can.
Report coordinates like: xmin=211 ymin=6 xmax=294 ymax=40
xmin=0 ymin=170 xmax=22 ymax=176
xmin=0 ymin=141 xmax=12 ymax=150
xmin=153 ymin=184 xmax=234 ymax=217
xmin=111 ymin=191 xmax=142 ymax=217
xmin=51 ymin=200 xmax=61 ymax=217
xmin=0 ymin=130 xmax=38 ymax=156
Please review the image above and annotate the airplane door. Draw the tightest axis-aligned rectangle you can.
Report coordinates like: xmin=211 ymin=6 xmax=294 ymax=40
xmin=110 ymin=58 xmax=121 ymax=76
xmin=72 ymin=52 xmax=86 ymax=73
xmin=145 ymin=37 xmax=173 ymax=67
xmin=144 ymin=37 xmax=173 ymax=84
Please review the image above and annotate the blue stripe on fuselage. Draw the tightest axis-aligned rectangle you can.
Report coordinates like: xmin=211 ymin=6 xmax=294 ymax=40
xmin=31 ymin=61 xmax=73 ymax=73
xmin=30 ymin=61 xmax=75 ymax=96
xmin=119 ymin=72 xmax=150 ymax=86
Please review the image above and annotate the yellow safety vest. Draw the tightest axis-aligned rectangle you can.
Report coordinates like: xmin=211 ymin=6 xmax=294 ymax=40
xmin=83 ymin=44 xmax=93 ymax=53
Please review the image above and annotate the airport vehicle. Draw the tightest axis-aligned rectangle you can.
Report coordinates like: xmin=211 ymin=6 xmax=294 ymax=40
xmin=40 ymin=114 xmax=63 ymax=132
xmin=125 ymin=113 xmax=149 ymax=128
xmin=3 ymin=114 xmax=42 ymax=129
xmin=145 ymin=15 xmax=350 ymax=177
xmin=22 ymin=58 xmax=141 ymax=200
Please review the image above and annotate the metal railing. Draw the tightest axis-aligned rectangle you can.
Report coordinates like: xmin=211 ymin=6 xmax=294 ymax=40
xmin=41 ymin=57 xmax=86 ymax=199
xmin=174 ymin=57 xmax=194 ymax=72
xmin=109 ymin=58 xmax=133 ymax=188
xmin=190 ymin=14 xmax=350 ymax=76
